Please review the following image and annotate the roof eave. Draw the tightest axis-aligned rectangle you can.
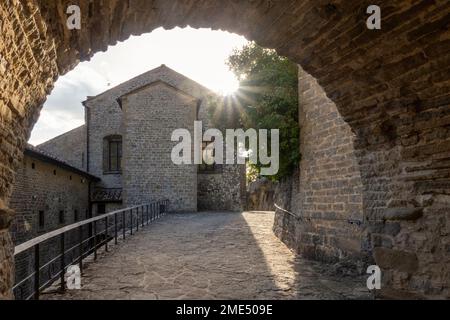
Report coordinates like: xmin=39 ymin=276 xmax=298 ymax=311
xmin=24 ymin=148 xmax=100 ymax=182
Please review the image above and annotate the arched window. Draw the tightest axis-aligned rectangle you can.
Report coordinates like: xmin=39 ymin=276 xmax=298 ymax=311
xmin=103 ymin=135 xmax=122 ymax=174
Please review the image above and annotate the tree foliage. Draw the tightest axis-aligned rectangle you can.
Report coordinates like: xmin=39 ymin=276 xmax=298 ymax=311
xmin=209 ymin=43 xmax=300 ymax=181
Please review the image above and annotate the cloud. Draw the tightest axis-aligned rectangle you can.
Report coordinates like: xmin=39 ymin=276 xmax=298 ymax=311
xmin=29 ymin=65 xmax=110 ymax=145
xmin=29 ymin=110 xmax=85 ymax=145
xmin=29 ymin=27 xmax=248 ymax=145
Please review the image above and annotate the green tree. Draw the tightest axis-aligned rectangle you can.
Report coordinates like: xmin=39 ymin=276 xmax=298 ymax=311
xmin=210 ymin=43 xmax=300 ymax=180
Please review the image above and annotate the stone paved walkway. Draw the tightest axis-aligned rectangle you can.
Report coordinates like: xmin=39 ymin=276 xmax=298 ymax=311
xmin=44 ymin=211 xmax=371 ymax=300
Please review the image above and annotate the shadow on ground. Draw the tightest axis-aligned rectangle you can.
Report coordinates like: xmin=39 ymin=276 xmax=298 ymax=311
xmin=43 ymin=211 xmax=371 ymax=300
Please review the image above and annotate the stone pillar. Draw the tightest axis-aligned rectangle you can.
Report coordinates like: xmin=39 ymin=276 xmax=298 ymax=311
xmin=0 ymin=0 xmax=59 ymax=298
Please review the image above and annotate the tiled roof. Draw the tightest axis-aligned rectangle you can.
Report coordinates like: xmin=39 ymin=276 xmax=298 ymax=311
xmin=25 ymin=144 xmax=100 ymax=181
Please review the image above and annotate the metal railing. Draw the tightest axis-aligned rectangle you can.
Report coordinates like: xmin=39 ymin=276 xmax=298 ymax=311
xmin=13 ymin=199 xmax=169 ymax=300
xmin=274 ymin=203 xmax=363 ymax=226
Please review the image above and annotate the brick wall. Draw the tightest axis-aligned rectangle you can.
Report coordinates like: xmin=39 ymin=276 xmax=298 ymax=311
xmin=122 ymin=82 xmax=198 ymax=211
xmin=274 ymin=66 xmax=365 ymax=263
xmin=274 ymin=63 xmax=450 ymax=298
xmin=9 ymin=154 xmax=90 ymax=299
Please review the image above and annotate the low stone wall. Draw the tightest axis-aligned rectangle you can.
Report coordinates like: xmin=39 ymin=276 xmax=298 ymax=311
xmin=246 ymin=179 xmax=276 ymax=211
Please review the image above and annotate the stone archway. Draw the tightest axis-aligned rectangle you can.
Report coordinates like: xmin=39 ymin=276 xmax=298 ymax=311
xmin=0 ymin=0 xmax=449 ymax=299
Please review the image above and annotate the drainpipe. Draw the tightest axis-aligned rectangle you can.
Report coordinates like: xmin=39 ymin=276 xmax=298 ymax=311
xmin=84 ymin=101 xmax=93 ymax=219
xmin=83 ymin=101 xmax=94 ymax=249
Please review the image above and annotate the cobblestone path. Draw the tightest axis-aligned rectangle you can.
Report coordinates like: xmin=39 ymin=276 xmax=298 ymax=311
xmin=44 ymin=211 xmax=371 ymax=300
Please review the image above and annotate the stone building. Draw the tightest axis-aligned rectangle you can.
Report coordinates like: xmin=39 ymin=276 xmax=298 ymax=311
xmin=9 ymin=145 xmax=98 ymax=299
xmin=39 ymin=65 xmax=246 ymax=214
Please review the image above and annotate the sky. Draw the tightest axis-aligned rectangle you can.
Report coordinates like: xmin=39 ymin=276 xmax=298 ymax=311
xmin=29 ymin=27 xmax=248 ymax=145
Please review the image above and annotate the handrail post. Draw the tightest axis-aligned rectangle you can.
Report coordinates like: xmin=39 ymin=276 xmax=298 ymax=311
xmin=78 ymin=226 xmax=83 ymax=273
xmin=136 ymin=207 xmax=139 ymax=232
xmin=114 ymin=212 xmax=118 ymax=245
xmin=60 ymin=233 xmax=65 ymax=292
xmin=34 ymin=244 xmax=40 ymax=300
xmin=130 ymin=209 xmax=133 ymax=235
xmin=122 ymin=210 xmax=126 ymax=239
xmin=13 ymin=201 xmax=172 ymax=299
xmin=93 ymin=221 xmax=97 ymax=260
xmin=104 ymin=216 xmax=109 ymax=252
xmin=158 ymin=202 xmax=160 ymax=219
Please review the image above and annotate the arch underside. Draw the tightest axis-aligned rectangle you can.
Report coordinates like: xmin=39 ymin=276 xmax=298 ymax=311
xmin=0 ymin=0 xmax=449 ymax=299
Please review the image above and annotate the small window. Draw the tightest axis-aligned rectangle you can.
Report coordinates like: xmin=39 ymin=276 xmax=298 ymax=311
xmin=97 ymin=203 xmax=106 ymax=215
xmin=88 ymin=2 xmax=93 ymax=17
xmin=53 ymin=170 xmax=57 ymax=176
xmin=59 ymin=210 xmax=65 ymax=224
xmin=31 ymin=163 xmax=35 ymax=169
xmin=74 ymin=209 xmax=79 ymax=222
xmin=103 ymin=135 xmax=122 ymax=173
xmin=38 ymin=211 xmax=45 ymax=228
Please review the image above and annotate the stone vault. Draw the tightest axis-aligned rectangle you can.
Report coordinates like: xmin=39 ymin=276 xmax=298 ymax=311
xmin=0 ymin=0 xmax=449 ymax=299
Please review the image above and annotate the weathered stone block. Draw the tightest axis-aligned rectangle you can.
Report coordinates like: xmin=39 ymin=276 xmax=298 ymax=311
xmin=367 ymin=222 xmax=401 ymax=237
xmin=374 ymin=248 xmax=419 ymax=274
xmin=0 ymin=200 xmax=14 ymax=229
xmin=383 ymin=208 xmax=423 ymax=221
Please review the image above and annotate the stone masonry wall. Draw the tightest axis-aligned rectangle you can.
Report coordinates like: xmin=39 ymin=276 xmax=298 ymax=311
xmin=85 ymin=92 xmax=123 ymax=191
xmin=38 ymin=125 xmax=87 ymax=171
xmin=0 ymin=1 xmax=59 ymax=298
xmin=84 ymin=65 xmax=217 ymax=191
xmin=198 ymin=164 xmax=246 ymax=212
xmin=246 ymin=179 xmax=276 ymax=212
xmin=196 ymin=94 xmax=246 ymax=212
xmin=274 ymin=66 xmax=365 ymax=263
xmin=85 ymin=65 xmax=244 ymax=212
xmin=9 ymin=154 xmax=90 ymax=299
xmin=122 ymin=82 xmax=198 ymax=212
